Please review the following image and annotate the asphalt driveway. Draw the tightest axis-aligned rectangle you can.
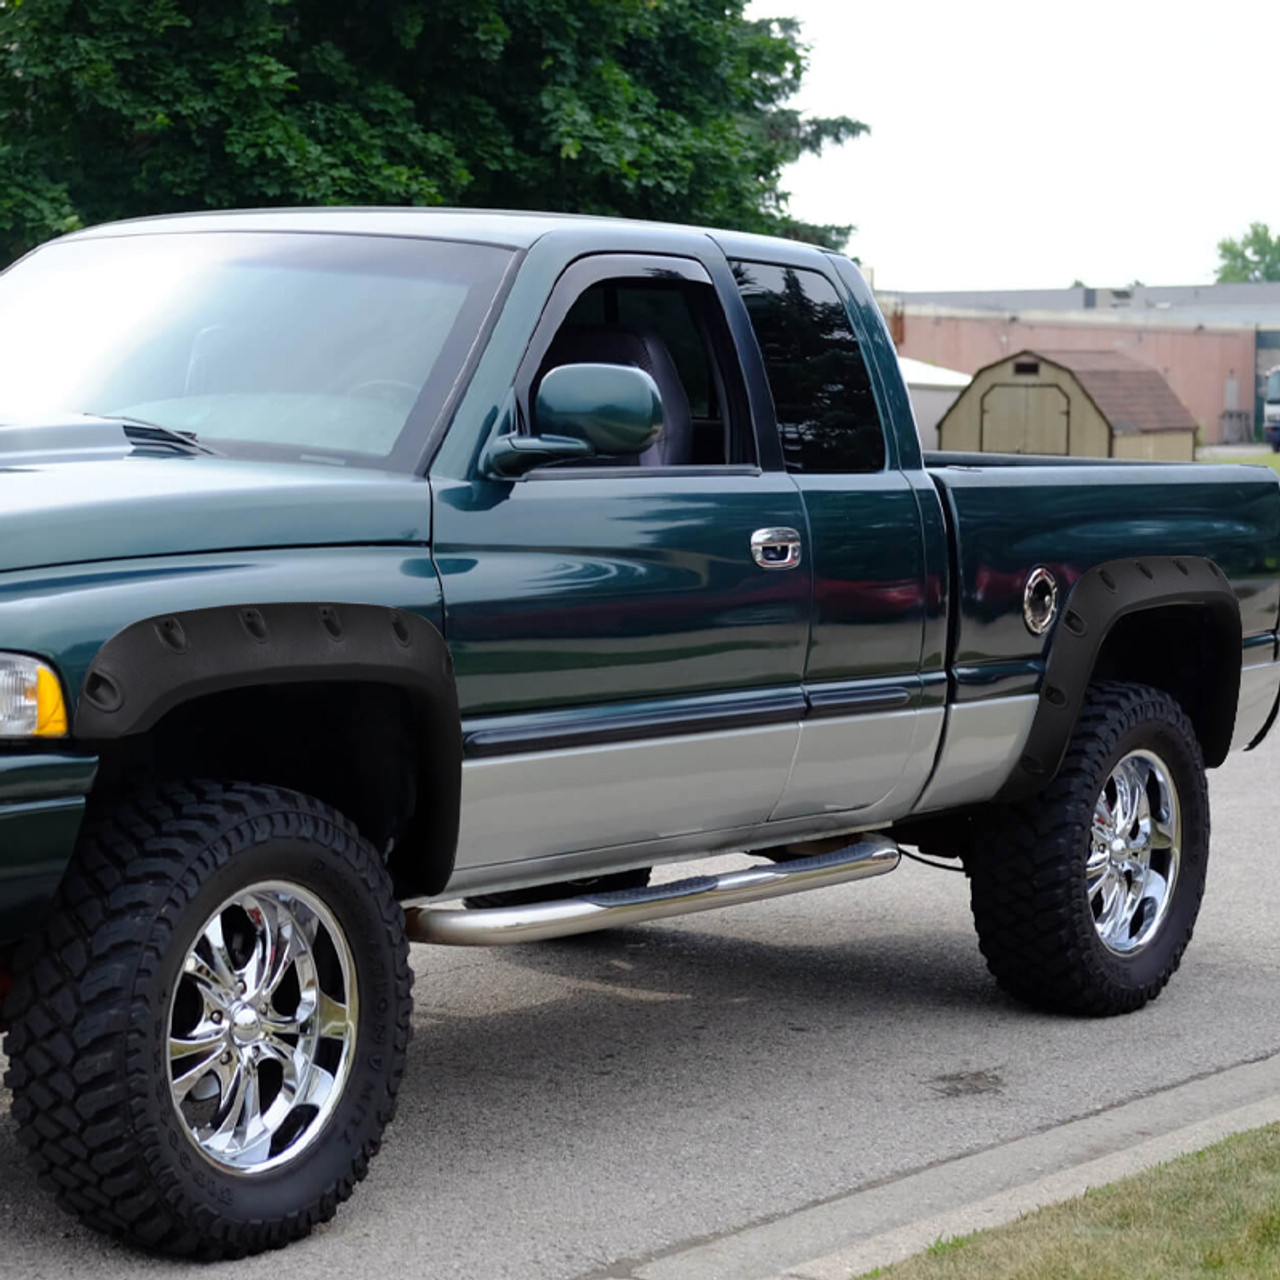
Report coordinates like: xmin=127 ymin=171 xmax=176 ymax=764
xmin=3 ymin=732 xmax=1278 ymax=1279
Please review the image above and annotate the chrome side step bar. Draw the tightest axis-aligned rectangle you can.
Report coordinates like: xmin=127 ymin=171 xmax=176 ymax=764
xmin=404 ymin=835 xmax=900 ymax=947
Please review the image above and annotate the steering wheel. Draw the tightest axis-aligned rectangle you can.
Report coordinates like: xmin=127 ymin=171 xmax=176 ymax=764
xmin=348 ymin=379 xmax=421 ymax=407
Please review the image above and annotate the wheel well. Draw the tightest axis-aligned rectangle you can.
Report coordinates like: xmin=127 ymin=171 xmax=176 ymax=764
xmin=1091 ymin=603 xmax=1236 ymax=766
xmin=89 ymin=681 xmax=445 ymax=896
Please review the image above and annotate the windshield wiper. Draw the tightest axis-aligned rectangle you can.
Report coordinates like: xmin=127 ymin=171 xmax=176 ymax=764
xmin=89 ymin=413 xmax=222 ymax=457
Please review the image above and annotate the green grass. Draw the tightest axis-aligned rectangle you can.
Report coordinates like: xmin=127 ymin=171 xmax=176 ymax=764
xmin=1200 ymin=451 xmax=1280 ymax=473
xmin=857 ymin=1123 xmax=1280 ymax=1280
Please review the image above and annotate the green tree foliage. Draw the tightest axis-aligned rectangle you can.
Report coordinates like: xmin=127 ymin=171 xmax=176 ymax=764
xmin=1215 ymin=222 xmax=1280 ymax=283
xmin=0 ymin=0 xmax=865 ymax=263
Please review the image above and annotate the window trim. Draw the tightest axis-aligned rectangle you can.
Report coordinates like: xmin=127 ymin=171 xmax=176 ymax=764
xmin=729 ymin=256 xmax=892 ymax=477
xmin=523 ymin=464 xmax=763 ymax=482
xmin=509 ymin=252 xmax=762 ymax=477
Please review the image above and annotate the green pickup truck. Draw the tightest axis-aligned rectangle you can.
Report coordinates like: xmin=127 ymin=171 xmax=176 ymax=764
xmin=1 ymin=209 xmax=1278 ymax=1257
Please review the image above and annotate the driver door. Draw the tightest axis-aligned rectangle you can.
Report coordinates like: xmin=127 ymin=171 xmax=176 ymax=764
xmin=433 ymin=252 xmax=813 ymax=877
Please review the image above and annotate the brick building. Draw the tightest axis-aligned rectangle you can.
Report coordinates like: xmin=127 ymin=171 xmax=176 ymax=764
xmin=879 ymin=282 xmax=1280 ymax=445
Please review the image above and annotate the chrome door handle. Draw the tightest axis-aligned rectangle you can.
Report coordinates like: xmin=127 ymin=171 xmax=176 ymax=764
xmin=750 ymin=527 xmax=802 ymax=570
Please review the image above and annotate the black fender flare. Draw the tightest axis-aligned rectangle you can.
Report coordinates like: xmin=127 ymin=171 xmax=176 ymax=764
xmin=996 ymin=556 xmax=1241 ymax=802
xmin=74 ymin=602 xmax=461 ymax=893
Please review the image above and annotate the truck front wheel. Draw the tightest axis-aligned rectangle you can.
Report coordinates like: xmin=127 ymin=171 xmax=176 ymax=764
xmin=3 ymin=782 xmax=412 ymax=1257
xmin=966 ymin=682 xmax=1208 ymax=1016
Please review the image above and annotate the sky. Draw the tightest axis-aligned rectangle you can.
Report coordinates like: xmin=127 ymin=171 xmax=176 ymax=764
xmin=748 ymin=0 xmax=1279 ymax=292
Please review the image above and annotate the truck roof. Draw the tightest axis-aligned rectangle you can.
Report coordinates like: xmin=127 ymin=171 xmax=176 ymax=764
xmin=60 ymin=206 xmax=818 ymax=256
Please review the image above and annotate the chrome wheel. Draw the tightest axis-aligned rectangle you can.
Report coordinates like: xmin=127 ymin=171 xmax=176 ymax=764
xmin=167 ymin=881 xmax=358 ymax=1174
xmin=1087 ymin=749 xmax=1181 ymax=956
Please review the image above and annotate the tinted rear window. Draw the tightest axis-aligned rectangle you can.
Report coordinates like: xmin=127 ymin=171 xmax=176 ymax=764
xmin=733 ymin=261 xmax=885 ymax=474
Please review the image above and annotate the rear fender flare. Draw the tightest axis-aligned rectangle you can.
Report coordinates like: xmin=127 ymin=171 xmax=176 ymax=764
xmin=996 ymin=556 xmax=1241 ymax=801
xmin=74 ymin=602 xmax=461 ymax=892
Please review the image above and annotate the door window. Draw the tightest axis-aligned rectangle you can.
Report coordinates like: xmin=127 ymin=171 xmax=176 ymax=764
xmin=732 ymin=262 xmax=886 ymax=473
xmin=532 ymin=277 xmax=755 ymax=467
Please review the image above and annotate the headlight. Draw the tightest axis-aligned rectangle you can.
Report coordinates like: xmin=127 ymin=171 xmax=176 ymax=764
xmin=0 ymin=654 xmax=68 ymax=738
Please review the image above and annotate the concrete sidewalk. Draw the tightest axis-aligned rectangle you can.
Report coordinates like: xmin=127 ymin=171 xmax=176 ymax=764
xmin=1197 ymin=443 xmax=1269 ymax=458
xmin=593 ymin=1051 xmax=1280 ymax=1280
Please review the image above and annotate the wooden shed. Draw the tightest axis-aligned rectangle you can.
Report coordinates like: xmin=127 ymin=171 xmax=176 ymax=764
xmin=937 ymin=349 xmax=1197 ymax=461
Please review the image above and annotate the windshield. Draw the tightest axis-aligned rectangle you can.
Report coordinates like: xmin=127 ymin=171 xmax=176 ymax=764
xmin=0 ymin=232 xmax=513 ymax=468
xmin=1268 ymin=370 xmax=1280 ymax=404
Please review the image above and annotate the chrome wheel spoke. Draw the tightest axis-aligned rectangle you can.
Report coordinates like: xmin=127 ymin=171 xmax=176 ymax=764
xmin=170 ymin=1036 xmax=226 ymax=1100
xmin=1111 ymin=761 xmax=1143 ymax=836
xmin=170 ymin=1022 xmax=224 ymax=1064
xmin=211 ymin=1060 xmax=251 ymax=1144
xmin=1095 ymin=869 xmax=1123 ymax=931
xmin=260 ymin=1033 xmax=303 ymax=1086
xmin=1151 ymin=809 xmax=1179 ymax=850
xmin=1091 ymin=796 xmax=1114 ymax=848
xmin=262 ymin=914 xmax=305 ymax=1004
xmin=238 ymin=892 xmax=281 ymax=998
xmin=203 ymin=914 xmax=246 ymax=993
xmin=1085 ymin=845 xmax=1111 ymax=889
xmin=300 ymin=1063 xmax=338 ymax=1111
xmin=183 ymin=949 xmax=236 ymax=1009
xmin=233 ymin=1124 xmax=275 ymax=1170
xmin=1140 ymin=865 xmax=1171 ymax=918
xmin=313 ymin=990 xmax=353 ymax=1041
xmin=261 ymin=1010 xmax=306 ymax=1041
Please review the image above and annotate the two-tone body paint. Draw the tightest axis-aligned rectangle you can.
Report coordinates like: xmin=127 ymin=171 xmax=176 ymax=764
xmin=429 ymin=220 xmax=1280 ymax=877
xmin=429 ymin=225 xmax=948 ymax=871
xmin=829 ymin=251 xmax=1280 ymax=812
xmin=0 ymin=209 xmax=1277 ymax=931
xmin=914 ymin=458 xmax=1280 ymax=805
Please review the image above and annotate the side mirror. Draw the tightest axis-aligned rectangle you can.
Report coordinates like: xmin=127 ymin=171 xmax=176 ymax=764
xmin=479 ymin=362 xmax=665 ymax=480
xmin=536 ymin=363 xmax=664 ymax=456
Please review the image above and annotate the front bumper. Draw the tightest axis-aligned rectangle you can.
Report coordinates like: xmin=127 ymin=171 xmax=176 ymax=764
xmin=0 ymin=752 xmax=98 ymax=947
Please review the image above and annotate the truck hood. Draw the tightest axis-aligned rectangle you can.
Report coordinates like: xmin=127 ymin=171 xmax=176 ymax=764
xmin=0 ymin=451 xmax=431 ymax=575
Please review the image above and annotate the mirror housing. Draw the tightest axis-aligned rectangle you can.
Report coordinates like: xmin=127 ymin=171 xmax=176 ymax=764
xmin=478 ymin=362 xmax=665 ymax=480
xmin=535 ymin=363 xmax=664 ymax=456
xmin=480 ymin=432 xmax=592 ymax=479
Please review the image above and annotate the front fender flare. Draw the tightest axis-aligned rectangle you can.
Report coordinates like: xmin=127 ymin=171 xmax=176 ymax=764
xmin=996 ymin=556 xmax=1241 ymax=802
xmin=74 ymin=601 xmax=461 ymax=892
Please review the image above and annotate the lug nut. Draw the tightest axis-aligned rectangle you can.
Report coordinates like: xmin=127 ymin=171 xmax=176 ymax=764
xmin=211 ymin=1011 xmax=222 ymax=1024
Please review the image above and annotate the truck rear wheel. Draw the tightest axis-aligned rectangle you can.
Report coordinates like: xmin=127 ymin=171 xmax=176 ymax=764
xmin=3 ymin=781 xmax=411 ymax=1257
xmin=966 ymin=682 xmax=1208 ymax=1016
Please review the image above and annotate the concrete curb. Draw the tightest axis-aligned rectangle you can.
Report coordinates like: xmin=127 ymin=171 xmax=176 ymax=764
xmin=602 ymin=1051 xmax=1280 ymax=1280
xmin=773 ymin=1092 xmax=1280 ymax=1280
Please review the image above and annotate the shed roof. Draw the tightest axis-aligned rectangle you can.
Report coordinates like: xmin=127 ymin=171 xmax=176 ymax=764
xmin=898 ymin=355 xmax=971 ymax=390
xmin=1016 ymin=349 xmax=1197 ymax=436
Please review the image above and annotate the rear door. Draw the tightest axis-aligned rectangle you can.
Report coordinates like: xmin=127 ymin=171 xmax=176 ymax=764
xmin=729 ymin=258 xmax=932 ymax=819
xmin=434 ymin=251 xmax=813 ymax=875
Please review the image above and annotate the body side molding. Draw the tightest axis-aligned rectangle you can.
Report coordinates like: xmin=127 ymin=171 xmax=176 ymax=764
xmin=74 ymin=602 xmax=462 ymax=893
xmin=996 ymin=556 xmax=1241 ymax=801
